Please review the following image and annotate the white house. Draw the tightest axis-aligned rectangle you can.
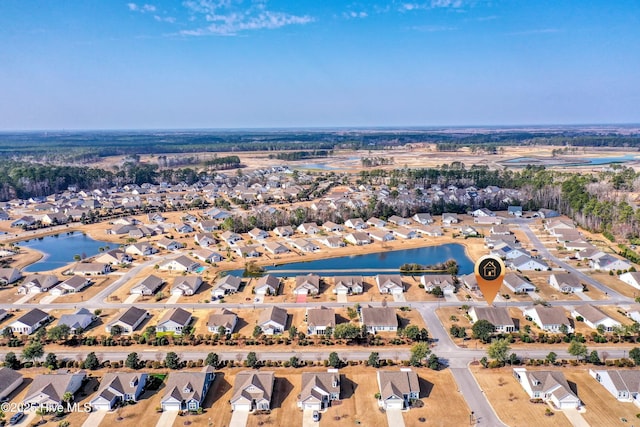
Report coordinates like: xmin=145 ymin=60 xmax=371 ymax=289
xmin=211 ymin=275 xmax=242 ymax=297
xmin=509 ymin=255 xmax=549 ymax=271
xmin=10 ymin=308 xmax=51 ymax=335
xmin=255 ymin=275 xmax=280 ymax=295
xmin=469 ymin=306 xmax=517 ymax=332
xmin=376 ymin=369 xmax=420 ymax=410
xmin=513 ymin=368 xmax=580 ymax=409
xmin=90 ymin=373 xmax=148 ymax=410
xmin=105 ymin=307 xmax=149 ymax=335
xmin=171 ymin=276 xmax=203 ymax=296
xmin=549 ymin=273 xmax=583 ymax=293
xmin=619 ymin=271 xmax=640 ymax=290
xmin=298 ymin=371 xmax=341 ymax=410
xmin=294 ymin=274 xmax=321 ymax=295
xmin=375 ymin=275 xmax=404 ymax=294
xmin=589 ymin=369 xmax=640 ymax=406
xmin=523 ymin=306 xmax=573 ymax=333
xmin=207 ymin=309 xmax=238 ymax=334
xmin=24 ymin=371 xmax=86 ymax=406
xmin=361 ymin=306 xmax=398 ymax=333
xmin=571 ymin=304 xmax=620 ymax=332
xmin=130 ymin=275 xmax=164 ymax=295
xmin=258 ymin=306 xmax=288 ymax=335
xmin=156 ymin=307 xmax=193 ymax=335
xmin=306 ymin=307 xmax=335 ymax=335
xmin=503 ymin=272 xmax=535 ymax=293
xmin=230 ymin=371 xmax=274 ymax=411
xmin=345 ymin=232 xmax=371 ymax=246
xmin=590 ymin=255 xmax=633 ymax=272
xmin=333 ymin=276 xmax=364 ymax=295
xmin=158 ymin=255 xmax=199 ymax=272
xmin=161 ymin=367 xmax=215 ymax=411
xmin=0 ymin=367 xmax=23 ymax=402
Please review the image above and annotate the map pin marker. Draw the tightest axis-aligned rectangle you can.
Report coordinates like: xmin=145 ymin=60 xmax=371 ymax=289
xmin=474 ymin=255 xmax=505 ymax=305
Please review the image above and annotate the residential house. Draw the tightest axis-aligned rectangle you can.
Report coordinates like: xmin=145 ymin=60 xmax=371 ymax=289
xmin=192 ymin=248 xmax=224 ymax=263
xmin=255 ymin=275 xmax=280 ymax=295
xmin=18 ymin=274 xmax=59 ymax=294
xmin=549 ymin=273 xmax=584 ymax=293
xmin=0 ymin=267 xmax=21 ymax=285
xmin=333 ymin=276 xmax=364 ymax=295
xmin=50 ymin=276 xmax=91 ymax=296
xmin=366 ymin=217 xmax=386 ymax=228
xmin=297 ymin=223 xmax=320 ymax=235
xmin=504 ymin=273 xmax=535 ymax=293
xmin=263 ymin=241 xmax=290 ymax=255
xmin=420 ymin=275 xmax=455 ymax=296
xmin=393 ymin=227 xmax=418 ymax=239
xmin=414 ymin=225 xmax=444 ymax=237
xmin=211 ymin=275 xmax=242 ymax=297
xmin=273 ymin=226 xmax=294 ymax=237
xmin=469 ymin=306 xmax=517 ymax=332
xmin=412 ymin=213 xmax=434 ymax=225
xmin=156 ymin=308 xmax=193 ymax=335
xmin=24 ymin=371 xmax=86 ymax=406
xmin=442 ymin=213 xmax=459 ymax=225
xmin=508 ymin=206 xmax=523 ymax=217
xmin=207 ymin=309 xmax=238 ymax=334
xmin=523 ymin=306 xmax=573 ymax=333
xmin=490 ymin=225 xmax=511 ymax=235
xmin=125 ymin=243 xmax=157 ymax=256
xmin=306 ymin=307 xmax=335 ymax=335
xmin=376 ymin=369 xmax=420 ymax=410
xmin=369 ymin=229 xmax=395 ymax=242
xmin=619 ymin=271 xmax=640 ymax=290
xmin=513 ymin=368 xmax=580 ymax=409
xmin=235 ymin=245 xmax=261 ymax=258
xmin=294 ymin=274 xmax=321 ymax=295
xmin=171 ymin=276 xmax=203 ymax=296
xmin=590 ymin=255 xmax=632 ymax=272
xmin=248 ymin=227 xmax=269 ymax=240
xmin=571 ymin=304 xmax=621 ymax=332
xmin=71 ymin=262 xmax=111 ymax=276
xmin=96 ymin=249 xmax=132 ymax=265
xmin=0 ymin=367 xmax=23 ymax=402
xmin=258 ymin=306 xmax=288 ymax=335
xmin=475 ymin=216 xmax=503 ymax=225
xmin=319 ymin=236 xmax=346 ymax=248
xmin=41 ymin=212 xmax=68 ymax=225
xmin=344 ymin=218 xmax=367 ymax=230
xmin=472 ymin=208 xmax=494 ymax=217
xmin=57 ymin=308 xmax=95 ymax=333
xmin=11 ymin=215 xmax=36 ymax=228
xmin=589 ymin=369 xmax=640 ymax=405
xmin=345 ymin=232 xmax=371 ymax=246
xmin=375 ymin=275 xmax=404 ymax=294
xmin=361 ymin=306 xmax=398 ymax=333
xmin=130 ymin=275 xmax=164 ymax=295
xmin=322 ymin=221 xmax=344 ymax=233
xmin=291 ymin=238 xmax=320 ymax=253
xmin=158 ymin=255 xmax=199 ymax=272
xmin=10 ymin=308 xmax=51 ymax=334
xmin=156 ymin=238 xmax=184 ymax=251
xmin=161 ymin=366 xmax=216 ymax=411
xmin=298 ymin=371 xmax=341 ymax=410
xmin=230 ymin=371 xmax=275 ymax=411
xmin=194 ymin=233 xmax=217 ymax=248
xmin=509 ymin=255 xmax=549 ymax=271
xmin=90 ymin=373 xmax=148 ymax=410
xmin=388 ymin=215 xmax=411 ymax=226
xmin=105 ymin=307 xmax=149 ymax=335
xmin=198 ymin=220 xmax=219 ymax=232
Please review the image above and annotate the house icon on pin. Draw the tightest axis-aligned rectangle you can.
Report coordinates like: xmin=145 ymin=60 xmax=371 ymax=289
xmin=482 ymin=261 xmax=498 ymax=279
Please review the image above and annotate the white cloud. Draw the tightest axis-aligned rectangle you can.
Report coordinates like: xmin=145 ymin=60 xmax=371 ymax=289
xmin=127 ymin=3 xmax=157 ymax=13
xmin=180 ymin=0 xmax=313 ymax=36
xmin=127 ymin=3 xmax=139 ymax=11
xmin=154 ymin=15 xmax=177 ymax=23
xmin=399 ymin=0 xmax=465 ymax=11
xmin=508 ymin=28 xmax=562 ymax=36
xmin=343 ymin=10 xmax=368 ymax=19
xmin=411 ymin=25 xmax=457 ymax=32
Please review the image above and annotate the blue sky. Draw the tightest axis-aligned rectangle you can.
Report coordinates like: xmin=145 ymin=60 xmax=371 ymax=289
xmin=0 ymin=0 xmax=639 ymax=130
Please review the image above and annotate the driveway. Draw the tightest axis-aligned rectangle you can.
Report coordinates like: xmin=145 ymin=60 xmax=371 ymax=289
xmin=229 ymin=409 xmax=250 ymax=427
xmin=39 ymin=295 xmax=58 ymax=304
xmin=155 ymin=410 xmax=179 ymax=427
xmin=337 ymin=294 xmax=348 ymax=303
xmin=563 ymin=408 xmax=590 ymax=427
xmin=392 ymin=293 xmax=406 ymax=302
xmin=123 ymin=294 xmax=140 ymax=304
xmin=82 ymin=409 xmax=108 ymax=427
xmin=14 ymin=411 xmax=37 ymax=426
xmin=166 ymin=293 xmax=181 ymax=304
xmin=302 ymin=408 xmax=316 ymax=427
xmin=385 ymin=409 xmax=405 ymax=427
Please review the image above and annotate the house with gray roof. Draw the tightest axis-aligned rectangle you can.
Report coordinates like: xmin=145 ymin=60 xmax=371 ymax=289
xmin=333 ymin=276 xmax=364 ymax=295
xmin=18 ymin=274 xmax=59 ymax=294
xmin=90 ymin=372 xmax=148 ymax=410
xmin=24 ymin=371 xmax=86 ymax=406
xmin=207 ymin=309 xmax=238 ymax=334
xmin=306 ymin=307 xmax=335 ymax=335
xmin=10 ymin=308 xmax=51 ymax=335
xmin=258 ymin=306 xmax=288 ymax=335
xmin=523 ymin=306 xmax=573 ymax=333
xmin=469 ymin=306 xmax=517 ymax=332
xmin=298 ymin=370 xmax=341 ymax=410
xmin=159 ymin=255 xmax=199 ymax=273
xmin=590 ymin=369 xmax=640 ymax=405
xmin=211 ymin=275 xmax=242 ymax=297
xmin=130 ymin=275 xmax=164 ymax=296
xmin=230 ymin=371 xmax=275 ymax=411
xmin=375 ymin=275 xmax=404 ymax=294
xmin=361 ymin=307 xmax=398 ymax=333
xmin=0 ymin=267 xmax=21 ymax=285
xmin=71 ymin=262 xmax=111 ymax=276
xmin=255 ymin=274 xmax=280 ymax=295
xmin=161 ymin=366 xmax=216 ymax=411
xmin=571 ymin=304 xmax=620 ymax=332
xmin=156 ymin=308 xmax=193 ymax=335
xmin=51 ymin=275 xmax=91 ymax=296
xmin=106 ymin=307 xmax=149 ymax=335
xmin=294 ymin=274 xmax=321 ymax=295
xmin=0 ymin=367 xmax=23 ymax=401
xmin=503 ymin=273 xmax=535 ymax=293
xmin=171 ymin=276 xmax=203 ymax=296
xmin=549 ymin=273 xmax=583 ymax=293
xmin=513 ymin=368 xmax=580 ymax=409
xmin=377 ymin=369 xmax=420 ymax=410
xmin=57 ymin=308 xmax=95 ymax=333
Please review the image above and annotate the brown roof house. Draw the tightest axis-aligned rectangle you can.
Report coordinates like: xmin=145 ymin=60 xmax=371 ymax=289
xmin=376 ymin=369 xmax=420 ymax=410
xmin=160 ymin=366 xmax=216 ymax=411
xmin=105 ymin=307 xmax=149 ymax=335
xmin=306 ymin=307 xmax=335 ymax=335
xmin=297 ymin=370 xmax=341 ymax=410
xmin=90 ymin=372 xmax=148 ymax=410
xmin=24 ymin=371 xmax=86 ymax=406
xmin=361 ymin=306 xmax=398 ymax=334
xmin=230 ymin=371 xmax=275 ymax=411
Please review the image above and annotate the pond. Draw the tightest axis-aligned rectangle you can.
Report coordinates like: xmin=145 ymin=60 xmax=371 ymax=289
xmin=503 ymin=154 xmax=638 ymax=166
xmin=18 ymin=232 xmax=115 ymax=272
xmin=229 ymin=243 xmax=473 ymax=277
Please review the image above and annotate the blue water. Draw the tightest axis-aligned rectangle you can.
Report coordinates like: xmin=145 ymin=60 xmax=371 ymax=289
xmin=195 ymin=266 xmax=207 ymax=273
xmin=504 ymin=155 xmax=637 ymax=166
xmin=19 ymin=232 xmax=114 ymax=272
xmin=228 ymin=244 xmax=473 ymax=277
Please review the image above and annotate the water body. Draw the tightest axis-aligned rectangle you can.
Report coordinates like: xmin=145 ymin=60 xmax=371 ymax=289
xmin=504 ymin=155 xmax=637 ymax=166
xmin=230 ymin=244 xmax=473 ymax=277
xmin=19 ymin=232 xmax=114 ymax=272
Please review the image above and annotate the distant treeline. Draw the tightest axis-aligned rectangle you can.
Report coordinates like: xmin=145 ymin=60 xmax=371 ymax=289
xmin=204 ymin=155 xmax=242 ymax=170
xmin=0 ymin=130 xmax=639 ymax=161
xmin=267 ymin=150 xmax=332 ymax=161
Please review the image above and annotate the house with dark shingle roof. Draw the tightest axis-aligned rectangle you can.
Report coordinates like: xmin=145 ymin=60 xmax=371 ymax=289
xmin=130 ymin=275 xmax=164 ymax=296
xmin=106 ymin=307 xmax=149 ymax=335
xmin=0 ymin=367 xmax=23 ymax=401
xmin=513 ymin=368 xmax=580 ymax=409
xmin=24 ymin=371 xmax=86 ymax=406
xmin=57 ymin=308 xmax=95 ymax=333
xmin=156 ymin=308 xmax=193 ymax=335
xmin=207 ymin=309 xmax=238 ymax=334
xmin=230 ymin=371 xmax=275 ymax=411
xmin=10 ymin=308 xmax=51 ymax=335
xmin=298 ymin=370 xmax=341 ymax=410
xmin=376 ymin=369 xmax=420 ymax=410
xmin=258 ymin=306 xmax=288 ymax=335
xmin=90 ymin=372 xmax=148 ymax=410
xmin=161 ymin=366 xmax=215 ymax=411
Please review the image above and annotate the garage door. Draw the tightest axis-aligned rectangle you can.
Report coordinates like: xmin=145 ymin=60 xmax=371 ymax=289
xmin=233 ymin=404 xmax=251 ymax=411
xmin=162 ymin=402 xmax=182 ymax=411
xmin=92 ymin=403 xmax=112 ymax=411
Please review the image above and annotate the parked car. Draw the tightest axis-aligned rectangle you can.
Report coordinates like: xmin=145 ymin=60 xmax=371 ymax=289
xmin=10 ymin=412 xmax=25 ymax=425
xmin=312 ymin=410 xmax=320 ymax=422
